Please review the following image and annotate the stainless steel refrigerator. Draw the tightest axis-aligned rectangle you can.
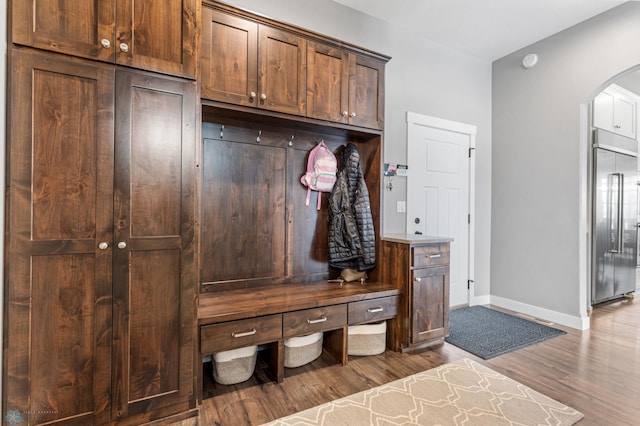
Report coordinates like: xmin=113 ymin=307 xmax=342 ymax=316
xmin=592 ymin=129 xmax=638 ymax=304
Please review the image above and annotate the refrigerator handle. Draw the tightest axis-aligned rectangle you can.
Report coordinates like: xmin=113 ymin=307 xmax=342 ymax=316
xmin=609 ymin=173 xmax=622 ymax=253
xmin=618 ymin=173 xmax=624 ymax=254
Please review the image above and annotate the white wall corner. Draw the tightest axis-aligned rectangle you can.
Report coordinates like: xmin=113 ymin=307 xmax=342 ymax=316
xmin=489 ymin=295 xmax=590 ymax=330
xmin=470 ymin=294 xmax=491 ymax=306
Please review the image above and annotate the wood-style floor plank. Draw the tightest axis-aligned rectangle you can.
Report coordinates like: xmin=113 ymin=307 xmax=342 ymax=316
xmin=174 ymin=298 xmax=640 ymax=425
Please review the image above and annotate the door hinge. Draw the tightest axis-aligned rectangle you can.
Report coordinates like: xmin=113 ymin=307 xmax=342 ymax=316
xmin=467 ymin=279 xmax=474 ymax=289
xmin=468 ymin=147 xmax=475 ymax=158
xmin=468 ymin=214 xmax=471 ymax=224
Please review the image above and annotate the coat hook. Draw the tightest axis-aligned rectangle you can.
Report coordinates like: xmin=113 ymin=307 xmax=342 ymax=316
xmin=288 ymin=135 xmax=294 ymax=147
xmin=220 ymin=125 xmax=224 ymax=139
xmin=257 ymin=130 xmax=261 ymax=143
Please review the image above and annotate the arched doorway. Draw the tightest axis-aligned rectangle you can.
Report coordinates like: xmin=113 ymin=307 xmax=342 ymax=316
xmin=584 ymin=65 xmax=640 ymax=315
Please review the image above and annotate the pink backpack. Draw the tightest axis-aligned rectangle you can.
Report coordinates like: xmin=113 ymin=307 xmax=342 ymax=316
xmin=301 ymin=141 xmax=337 ymax=209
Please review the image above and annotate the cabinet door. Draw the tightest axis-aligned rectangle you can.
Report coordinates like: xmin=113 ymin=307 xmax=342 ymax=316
xmin=411 ymin=266 xmax=450 ymax=344
xmin=613 ymin=96 xmax=636 ymax=139
xmin=115 ymin=0 xmax=198 ymax=78
xmin=307 ymin=42 xmax=349 ymax=123
xmin=201 ymin=135 xmax=287 ymax=287
xmin=11 ymin=0 xmax=116 ymax=63
xmin=201 ymin=7 xmax=258 ymax=105
xmin=5 ymin=49 xmax=115 ymax=425
xmin=111 ymin=71 xmax=197 ymax=419
xmin=347 ymin=53 xmax=385 ymax=129
xmin=593 ymin=88 xmax=637 ymax=139
xmin=11 ymin=0 xmax=197 ymax=78
xmin=258 ymin=25 xmax=307 ymax=115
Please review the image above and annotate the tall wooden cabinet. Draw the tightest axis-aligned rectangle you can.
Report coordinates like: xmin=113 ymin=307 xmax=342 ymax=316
xmin=4 ymin=49 xmax=197 ymax=425
xmin=10 ymin=0 xmax=199 ymax=78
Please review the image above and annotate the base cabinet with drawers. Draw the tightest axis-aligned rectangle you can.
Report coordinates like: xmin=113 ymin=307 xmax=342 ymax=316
xmin=198 ymin=284 xmax=400 ymax=387
xmin=381 ymin=236 xmax=452 ymax=350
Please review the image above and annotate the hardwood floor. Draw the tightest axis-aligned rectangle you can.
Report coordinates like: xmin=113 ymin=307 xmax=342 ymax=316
xmin=180 ymin=298 xmax=640 ymax=425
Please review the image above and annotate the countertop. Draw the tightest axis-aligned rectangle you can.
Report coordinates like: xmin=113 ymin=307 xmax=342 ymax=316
xmin=381 ymin=233 xmax=454 ymax=244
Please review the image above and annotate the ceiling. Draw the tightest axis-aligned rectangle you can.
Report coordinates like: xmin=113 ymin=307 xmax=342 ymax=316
xmin=332 ymin=0 xmax=628 ymax=61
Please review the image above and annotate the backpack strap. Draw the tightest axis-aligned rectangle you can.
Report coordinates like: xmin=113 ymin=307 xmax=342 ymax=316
xmin=306 ymin=187 xmax=311 ymax=207
xmin=316 ymin=191 xmax=322 ymax=210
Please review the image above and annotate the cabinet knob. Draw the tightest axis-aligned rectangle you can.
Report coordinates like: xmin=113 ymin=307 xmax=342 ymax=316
xmin=260 ymin=93 xmax=267 ymax=101
xmin=117 ymin=241 xmax=127 ymax=249
xmin=119 ymin=43 xmax=129 ymax=53
xmin=343 ymin=111 xmax=349 ymax=117
xmin=98 ymin=242 xmax=109 ymax=250
xmin=249 ymin=91 xmax=257 ymax=100
xmin=614 ymin=124 xmax=621 ymax=129
xmin=350 ymin=112 xmax=357 ymax=118
xmin=415 ymin=277 xmax=422 ymax=282
xmin=100 ymin=39 xmax=111 ymax=49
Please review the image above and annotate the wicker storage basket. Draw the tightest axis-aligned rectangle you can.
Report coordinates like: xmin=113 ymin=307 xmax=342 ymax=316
xmin=348 ymin=321 xmax=386 ymax=356
xmin=284 ymin=332 xmax=323 ymax=368
xmin=212 ymin=345 xmax=257 ymax=385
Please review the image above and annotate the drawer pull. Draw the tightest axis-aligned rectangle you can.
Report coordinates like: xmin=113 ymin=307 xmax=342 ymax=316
xmin=428 ymin=254 xmax=441 ymax=258
xmin=367 ymin=307 xmax=384 ymax=313
xmin=232 ymin=328 xmax=257 ymax=338
xmin=307 ymin=316 xmax=328 ymax=324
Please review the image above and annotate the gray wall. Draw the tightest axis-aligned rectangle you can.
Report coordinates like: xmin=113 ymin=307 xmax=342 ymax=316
xmin=491 ymin=2 xmax=640 ymax=325
xmin=222 ymin=0 xmax=493 ymax=299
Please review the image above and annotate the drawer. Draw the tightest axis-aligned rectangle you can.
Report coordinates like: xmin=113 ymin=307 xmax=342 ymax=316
xmin=413 ymin=243 xmax=450 ymax=268
xmin=200 ymin=314 xmax=282 ymax=354
xmin=283 ymin=304 xmax=347 ymax=337
xmin=348 ymin=296 xmax=399 ymax=325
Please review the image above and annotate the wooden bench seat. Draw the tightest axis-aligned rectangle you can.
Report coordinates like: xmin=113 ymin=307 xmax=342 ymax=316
xmin=198 ymin=281 xmax=401 ymax=325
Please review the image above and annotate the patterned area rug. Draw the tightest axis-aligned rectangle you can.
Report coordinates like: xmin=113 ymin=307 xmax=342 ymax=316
xmin=262 ymin=358 xmax=583 ymax=426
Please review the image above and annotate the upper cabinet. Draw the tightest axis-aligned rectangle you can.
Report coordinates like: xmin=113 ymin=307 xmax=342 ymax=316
xmin=593 ymin=85 xmax=638 ymax=140
xmin=307 ymin=42 xmax=385 ymax=129
xmin=11 ymin=0 xmax=198 ymax=78
xmin=201 ymin=7 xmax=307 ymax=116
xmin=201 ymin=3 xmax=388 ymax=129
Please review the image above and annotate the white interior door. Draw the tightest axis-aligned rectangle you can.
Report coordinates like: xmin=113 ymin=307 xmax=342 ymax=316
xmin=406 ymin=112 xmax=476 ymax=307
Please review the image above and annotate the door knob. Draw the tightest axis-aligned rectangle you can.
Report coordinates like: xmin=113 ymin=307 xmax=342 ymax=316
xmin=98 ymin=242 xmax=109 ymax=250
xmin=119 ymin=43 xmax=129 ymax=53
xmin=117 ymin=241 xmax=127 ymax=249
xmin=260 ymin=93 xmax=267 ymax=101
xmin=249 ymin=91 xmax=257 ymax=100
xmin=101 ymin=39 xmax=111 ymax=49
xmin=415 ymin=277 xmax=422 ymax=282
xmin=350 ymin=112 xmax=356 ymax=118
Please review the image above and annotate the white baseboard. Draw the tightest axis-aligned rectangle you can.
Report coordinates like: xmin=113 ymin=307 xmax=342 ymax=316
xmin=470 ymin=295 xmax=491 ymax=306
xmin=487 ymin=296 xmax=590 ymax=330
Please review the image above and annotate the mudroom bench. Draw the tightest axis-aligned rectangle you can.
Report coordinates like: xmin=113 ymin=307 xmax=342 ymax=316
xmin=198 ymin=281 xmax=401 ymax=384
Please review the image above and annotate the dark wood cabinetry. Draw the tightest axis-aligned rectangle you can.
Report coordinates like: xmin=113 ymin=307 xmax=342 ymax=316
xmin=10 ymin=0 xmax=198 ymax=78
xmin=5 ymin=1 xmax=394 ymax=424
xmin=382 ymin=237 xmax=451 ymax=350
xmin=307 ymin=42 xmax=385 ymax=129
xmin=201 ymin=2 xmax=387 ymax=129
xmin=201 ymin=6 xmax=307 ymax=115
xmin=5 ymin=49 xmax=197 ymax=425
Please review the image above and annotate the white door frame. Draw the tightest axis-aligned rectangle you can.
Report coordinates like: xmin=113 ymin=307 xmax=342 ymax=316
xmin=406 ymin=111 xmax=477 ymax=305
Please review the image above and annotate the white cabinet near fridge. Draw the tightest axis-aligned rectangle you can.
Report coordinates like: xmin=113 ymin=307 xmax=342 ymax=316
xmin=593 ymin=84 xmax=638 ymax=140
